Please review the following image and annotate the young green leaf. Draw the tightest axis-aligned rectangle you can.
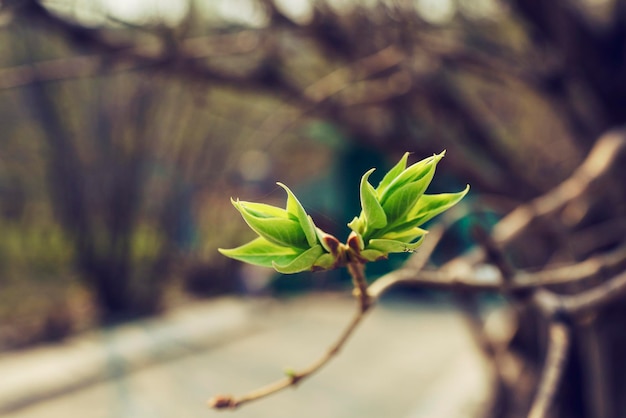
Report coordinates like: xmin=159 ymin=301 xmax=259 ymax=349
xmin=312 ymin=253 xmax=338 ymax=270
xmin=220 ymin=150 xmax=468 ymax=274
xmin=233 ymin=199 xmax=309 ymax=248
xmin=359 ymin=168 xmax=387 ymax=230
xmin=367 ymin=237 xmax=424 ymax=253
xmin=359 ymin=249 xmax=387 ymax=262
xmin=379 ymin=152 xmax=444 ymax=205
xmin=408 ymin=185 xmax=470 ymax=226
xmin=218 ymin=237 xmax=301 ymax=268
xmin=347 ymin=216 xmax=366 ymax=236
xmin=277 ymin=182 xmax=318 ymax=247
xmin=381 ymin=171 xmax=433 ymax=223
xmin=376 ymin=152 xmax=409 ymax=197
xmin=272 ymin=245 xmax=324 ymax=274
xmin=234 ymin=200 xmax=289 ymax=219
xmin=379 ymin=226 xmax=427 ymax=243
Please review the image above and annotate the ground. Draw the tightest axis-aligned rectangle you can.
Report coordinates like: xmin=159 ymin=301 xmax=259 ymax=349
xmin=0 ymin=294 xmax=492 ymax=418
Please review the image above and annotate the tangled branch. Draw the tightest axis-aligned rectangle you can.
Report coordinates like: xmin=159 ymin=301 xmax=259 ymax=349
xmin=210 ymin=129 xmax=626 ymax=415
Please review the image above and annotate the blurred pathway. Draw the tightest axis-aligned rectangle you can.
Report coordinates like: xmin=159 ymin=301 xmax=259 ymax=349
xmin=0 ymin=295 xmax=492 ymax=418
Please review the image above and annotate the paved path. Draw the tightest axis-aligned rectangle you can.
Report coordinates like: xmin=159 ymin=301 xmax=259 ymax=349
xmin=0 ymin=295 xmax=492 ymax=418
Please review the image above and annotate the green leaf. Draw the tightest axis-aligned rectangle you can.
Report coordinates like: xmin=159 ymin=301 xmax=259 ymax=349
xmin=381 ymin=172 xmax=434 ymax=223
xmin=277 ymin=182 xmax=318 ymax=247
xmin=360 ymin=168 xmax=387 ymax=230
xmin=272 ymin=245 xmax=324 ymax=274
xmin=312 ymin=253 xmax=338 ymax=270
xmin=407 ymin=185 xmax=470 ymax=227
xmin=359 ymin=249 xmax=387 ymax=262
xmin=347 ymin=216 xmax=366 ymax=235
xmin=380 ymin=227 xmax=427 ymax=243
xmin=221 ymin=150 xmax=467 ymax=272
xmin=376 ymin=152 xmax=409 ymax=196
xmin=232 ymin=199 xmax=289 ymax=219
xmin=234 ymin=200 xmax=308 ymax=248
xmin=379 ymin=151 xmax=444 ymax=205
xmin=218 ymin=237 xmax=300 ymax=268
xmin=367 ymin=237 xmax=424 ymax=254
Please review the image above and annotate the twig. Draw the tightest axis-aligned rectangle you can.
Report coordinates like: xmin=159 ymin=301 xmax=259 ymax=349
xmin=514 ymin=242 xmax=626 ymax=287
xmin=562 ymin=218 xmax=626 ymax=259
xmin=533 ymin=269 xmax=626 ymax=318
xmin=208 ymin=307 xmax=368 ymax=409
xmin=208 ymin=228 xmax=446 ymax=410
xmin=493 ymin=130 xmax=626 ymax=247
xmin=302 ymin=45 xmax=405 ymax=104
xmin=347 ymin=261 xmax=372 ymax=313
xmin=242 ymin=44 xmax=409 ymax=150
xmin=209 ymin=132 xmax=626 ymax=412
xmin=209 ymin=259 xmax=373 ymax=410
xmin=472 ymin=223 xmax=516 ymax=287
xmin=367 ymin=240 xmax=626 ymax=297
xmin=527 ymin=321 xmax=571 ymax=418
xmin=368 ymin=225 xmax=445 ymax=300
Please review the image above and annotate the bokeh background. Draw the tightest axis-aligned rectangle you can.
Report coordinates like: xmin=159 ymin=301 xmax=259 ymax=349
xmin=2 ymin=0 xmax=626 ymax=416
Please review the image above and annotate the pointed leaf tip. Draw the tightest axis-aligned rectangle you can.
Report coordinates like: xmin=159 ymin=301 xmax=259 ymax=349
xmin=276 ymin=182 xmax=318 ymax=248
xmin=377 ymin=152 xmax=410 ymax=195
xmin=360 ymin=168 xmax=387 ymax=230
xmin=400 ymin=184 xmax=470 ymax=229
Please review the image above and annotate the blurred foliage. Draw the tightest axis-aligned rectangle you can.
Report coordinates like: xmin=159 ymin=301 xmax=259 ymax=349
xmin=0 ymin=4 xmax=334 ymax=332
xmin=1 ymin=0 xmax=623 ymax=345
xmin=0 ymin=220 xmax=73 ymax=274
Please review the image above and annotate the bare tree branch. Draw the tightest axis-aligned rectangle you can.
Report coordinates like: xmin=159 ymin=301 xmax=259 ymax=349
xmin=493 ymin=128 xmax=626 ymax=246
xmin=527 ymin=321 xmax=571 ymax=418
xmin=368 ymin=224 xmax=445 ymax=299
xmin=533 ymin=269 xmax=626 ymax=319
xmin=208 ymin=306 xmax=369 ymax=409
xmin=366 ymin=238 xmax=626 ymax=297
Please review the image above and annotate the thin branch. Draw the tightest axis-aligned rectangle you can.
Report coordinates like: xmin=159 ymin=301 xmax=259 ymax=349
xmin=367 ymin=238 xmax=626 ymax=301
xmin=0 ymin=32 xmax=289 ymax=93
xmin=472 ymin=223 xmax=516 ymax=286
xmin=246 ymin=45 xmax=408 ymax=148
xmin=563 ymin=218 xmax=626 ymax=259
xmin=528 ymin=321 xmax=571 ymax=418
xmin=533 ymin=269 xmax=626 ymax=319
xmin=347 ymin=261 xmax=372 ymax=313
xmin=5 ymin=1 xmax=311 ymax=101
xmin=208 ymin=304 xmax=369 ymax=409
xmin=564 ymin=269 xmax=626 ymax=313
xmin=368 ymin=264 xmax=499 ymax=296
xmin=302 ymin=45 xmax=405 ymax=104
xmin=208 ymin=226 xmax=443 ymax=410
xmin=493 ymin=129 xmax=626 ymax=246
xmin=516 ymin=243 xmax=626 ymax=287
xmin=368 ymin=224 xmax=445 ymax=300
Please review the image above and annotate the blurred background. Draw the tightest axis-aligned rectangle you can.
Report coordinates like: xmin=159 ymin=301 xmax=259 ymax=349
xmin=1 ymin=0 xmax=626 ymax=416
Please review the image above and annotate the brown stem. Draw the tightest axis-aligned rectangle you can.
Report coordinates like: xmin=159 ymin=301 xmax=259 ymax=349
xmin=208 ymin=259 xmax=373 ymax=410
xmin=347 ymin=261 xmax=372 ymax=313
xmin=528 ymin=321 xmax=571 ymax=418
xmin=533 ymin=269 xmax=626 ymax=319
xmin=208 ymin=308 xmax=368 ymax=410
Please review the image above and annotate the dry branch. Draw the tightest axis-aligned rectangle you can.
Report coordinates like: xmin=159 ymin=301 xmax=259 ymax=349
xmin=208 ymin=307 xmax=369 ymax=409
xmin=493 ymin=129 xmax=626 ymax=247
xmin=527 ymin=321 xmax=571 ymax=418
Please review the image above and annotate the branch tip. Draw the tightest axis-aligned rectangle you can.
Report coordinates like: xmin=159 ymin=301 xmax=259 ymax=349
xmin=207 ymin=395 xmax=237 ymax=409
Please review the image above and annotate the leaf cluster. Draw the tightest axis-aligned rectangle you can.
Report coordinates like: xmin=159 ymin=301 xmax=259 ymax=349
xmin=219 ymin=152 xmax=468 ymax=273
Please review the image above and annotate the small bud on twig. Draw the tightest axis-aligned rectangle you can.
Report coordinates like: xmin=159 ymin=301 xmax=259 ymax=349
xmin=207 ymin=395 xmax=236 ymax=409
